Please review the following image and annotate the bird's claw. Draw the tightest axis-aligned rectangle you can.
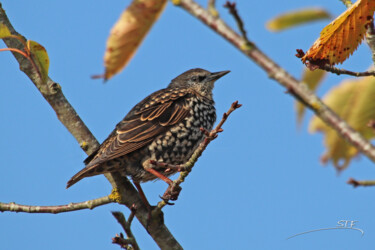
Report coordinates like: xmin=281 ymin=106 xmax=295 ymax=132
xmin=160 ymin=183 xmax=182 ymax=203
xmin=159 ymin=195 xmax=175 ymax=205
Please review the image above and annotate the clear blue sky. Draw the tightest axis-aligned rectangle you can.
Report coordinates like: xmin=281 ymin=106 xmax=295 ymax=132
xmin=1 ymin=1 xmax=375 ymax=249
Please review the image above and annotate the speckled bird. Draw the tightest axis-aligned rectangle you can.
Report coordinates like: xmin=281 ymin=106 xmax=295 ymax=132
xmin=66 ymin=68 xmax=229 ymax=189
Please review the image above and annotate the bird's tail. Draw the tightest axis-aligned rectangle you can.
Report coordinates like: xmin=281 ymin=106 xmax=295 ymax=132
xmin=66 ymin=164 xmax=103 ymax=189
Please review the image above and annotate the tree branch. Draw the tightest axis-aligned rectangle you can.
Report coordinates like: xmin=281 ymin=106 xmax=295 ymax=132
xmin=172 ymin=0 xmax=375 ymax=165
xmin=295 ymin=49 xmax=375 ymax=77
xmin=0 ymin=3 xmax=181 ymax=249
xmin=0 ymin=196 xmax=112 ymax=214
xmin=112 ymin=206 xmax=140 ymax=250
xmin=223 ymin=1 xmax=251 ymax=47
xmin=347 ymin=178 xmax=375 ymax=187
xmin=313 ymin=62 xmax=375 ymax=77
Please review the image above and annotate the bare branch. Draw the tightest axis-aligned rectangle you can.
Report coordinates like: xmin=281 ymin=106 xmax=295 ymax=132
xmin=155 ymin=101 xmax=241 ymax=207
xmin=223 ymin=1 xmax=251 ymax=47
xmin=347 ymin=178 xmax=375 ymax=187
xmin=0 ymin=4 xmax=181 ymax=249
xmin=0 ymin=196 xmax=112 ymax=214
xmin=172 ymin=0 xmax=375 ymax=165
xmin=112 ymin=206 xmax=140 ymax=250
xmin=315 ymin=64 xmax=375 ymax=77
xmin=295 ymin=49 xmax=375 ymax=77
xmin=112 ymin=234 xmax=133 ymax=249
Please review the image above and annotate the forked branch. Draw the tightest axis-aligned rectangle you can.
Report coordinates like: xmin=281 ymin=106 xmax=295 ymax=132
xmin=112 ymin=205 xmax=140 ymax=250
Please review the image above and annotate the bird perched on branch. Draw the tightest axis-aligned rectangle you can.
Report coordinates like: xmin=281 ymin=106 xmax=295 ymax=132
xmin=66 ymin=68 xmax=229 ymax=196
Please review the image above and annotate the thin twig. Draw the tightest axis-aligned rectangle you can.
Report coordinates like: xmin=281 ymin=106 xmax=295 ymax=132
xmin=296 ymin=49 xmax=375 ymax=77
xmin=318 ymin=64 xmax=375 ymax=77
xmin=0 ymin=196 xmax=112 ymax=214
xmin=347 ymin=178 xmax=375 ymax=187
xmin=0 ymin=47 xmax=28 ymax=58
xmin=223 ymin=2 xmax=253 ymax=48
xmin=173 ymin=0 xmax=375 ymax=167
xmin=0 ymin=4 xmax=182 ymax=249
xmin=112 ymin=233 xmax=134 ymax=250
xmin=112 ymin=206 xmax=140 ymax=250
xmin=156 ymin=101 xmax=241 ymax=208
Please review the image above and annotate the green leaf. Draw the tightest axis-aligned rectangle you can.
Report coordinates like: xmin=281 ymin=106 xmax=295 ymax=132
xmin=309 ymin=76 xmax=375 ymax=171
xmin=266 ymin=8 xmax=331 ymax=32
xmin=27 ymin=40 xmax=50 ymax=83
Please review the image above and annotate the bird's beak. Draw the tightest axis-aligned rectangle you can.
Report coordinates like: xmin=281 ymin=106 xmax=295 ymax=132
xmin=207 ymin=70 xmax=231 ymax=82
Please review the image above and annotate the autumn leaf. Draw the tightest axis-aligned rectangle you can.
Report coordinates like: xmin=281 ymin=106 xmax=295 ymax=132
xmin=266 ymin=8 xmax=331 ymax=32
xmin=1 ymin=24 xmax=49 ymax=82
xmin=309 ymin=76 xmax=375 ymax=171
xmin=103 ymin=0 xmax=167 ymax=80
xmin=295 ymin=68 xmax=326 ymax=125
xmin=301 ymin=0 xmax=375 ymax=65
xmin=27 ymin=40 xmax=50 ymax=83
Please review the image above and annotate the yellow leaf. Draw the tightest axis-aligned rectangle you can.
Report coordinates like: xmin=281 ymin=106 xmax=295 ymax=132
xmin=309 ymin=76 xmax=375 ymax=170
xmin=302 ymin=0 xmax=375 ymax=65
xmin=295 ymin=69 xmax=326 ymax=125
xmin=27 ymin=40 xmax=50 ymax=82
xmin=0 ymin=23 xmax=11 ymax=38
xmin=266 ymin=8 xmax=331 ymax=32
xmin=104 ymin=0 xmax=167 ymax=80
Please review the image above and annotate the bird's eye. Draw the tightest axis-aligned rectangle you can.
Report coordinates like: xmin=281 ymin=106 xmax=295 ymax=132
xmin=191 ymin=76 xmax=198 ymax=82
xmin=198 ymin=75 xmax=206 ymax=81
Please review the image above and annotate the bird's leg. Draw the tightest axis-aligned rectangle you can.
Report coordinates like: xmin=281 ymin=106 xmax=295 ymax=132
xmin=133 ymin=181 xmax=151 ymax=211
xmin=133 ymin=181 xmax=155 ymax=232
xmin=145 ymin=168 xmax=173 ymax=185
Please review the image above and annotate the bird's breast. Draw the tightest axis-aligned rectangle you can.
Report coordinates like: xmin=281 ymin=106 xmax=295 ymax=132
xmin=147 ymin=97 xmax=216 ymax=165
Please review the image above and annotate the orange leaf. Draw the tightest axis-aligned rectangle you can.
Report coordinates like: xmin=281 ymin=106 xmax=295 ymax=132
xmin=103 ymin=0 xmax=167 ymax=80
xmin=302 ymin=0 xmax=375 ymax=65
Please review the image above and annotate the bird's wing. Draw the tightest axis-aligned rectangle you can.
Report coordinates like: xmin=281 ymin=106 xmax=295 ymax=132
xmin=84 ymin=88 xmax=192 ymax=168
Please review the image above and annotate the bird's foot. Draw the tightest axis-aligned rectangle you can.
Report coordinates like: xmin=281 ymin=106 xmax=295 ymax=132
xmin=161 ymin=182 xmax=182 ymax=202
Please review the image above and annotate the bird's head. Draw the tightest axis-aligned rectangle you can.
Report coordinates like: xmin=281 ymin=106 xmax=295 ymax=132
xmin=168 ymin=68 xmax=230 ymax=99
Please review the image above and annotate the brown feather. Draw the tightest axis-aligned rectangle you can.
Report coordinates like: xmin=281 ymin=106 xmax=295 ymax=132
xmin=79 ymin=88 xmax=192 ymax=172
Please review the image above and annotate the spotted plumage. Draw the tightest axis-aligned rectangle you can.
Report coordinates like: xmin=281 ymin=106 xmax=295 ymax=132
xmin=66 ymin=68 xmax=229 ymax=188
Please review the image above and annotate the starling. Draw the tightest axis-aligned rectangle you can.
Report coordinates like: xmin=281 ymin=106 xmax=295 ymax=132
xmin=66 ymin=68 xmax=229 ymax=189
